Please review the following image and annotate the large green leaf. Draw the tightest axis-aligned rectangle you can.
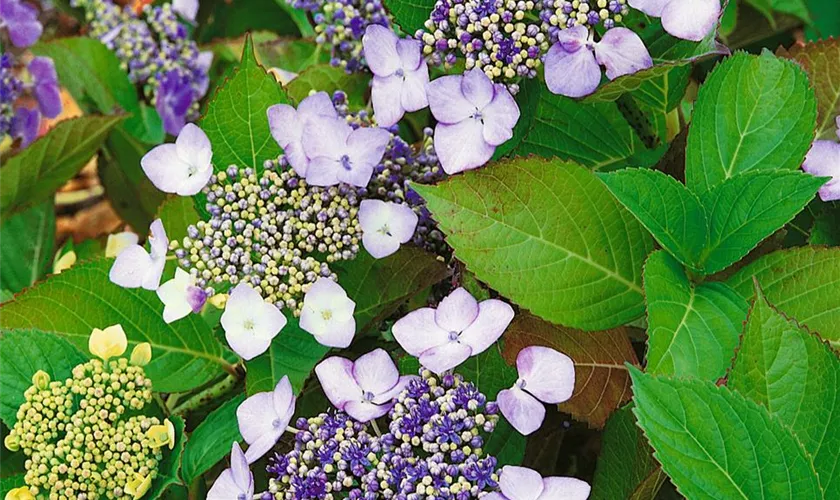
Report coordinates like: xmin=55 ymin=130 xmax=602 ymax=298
xmin=685 ymin=51 xmax=817 ymax=194
xmin=413 ymin=157 xmax=654 ymax=330
xmin=699 ymin=170 xmax=824 ymax=274
xmin=285 ymin=64 xmax=370 ymax=108
xmin=32 ymin=37 xmax=163 ymax=143
xmin=199 ymin=35 xmax=290 ymax=172
xmin=181 ymin=394 xmax=245 ymax=485
xmin=503 ymin=313 xmax=639 ymax=428
xmin=0 ymin=202 xmax=55 ymax=293
xmin=157 ymin=195 xmax=201 ymax=244
xmin=384 ymin=0 xmax=434 ymax=34
xmin=600 ymin=168 xmax=707 ymax=270
xmin=644 ymin=251 xmax=748 ymax=380
xmin=630 ymin=368 xmax=823 ymax=499
xmin=729 ymin=286 xmax=840 ymax=498
xmin=0 ymin=259 xmax=233 ymax=393
xmin=0 ymin=115 xmax=125 ymax=220
xmin=591 ymin=405 xmax=665 ymax=500
xmin=778 ymin=38 xmax=840 ymax=139
xmin=0 ymin=329 xmax=87 ymax=426
xmin=245 ymin=318 xmax=329 ymax=395
xmin=726 ymin=247 xmax=840 ymax=344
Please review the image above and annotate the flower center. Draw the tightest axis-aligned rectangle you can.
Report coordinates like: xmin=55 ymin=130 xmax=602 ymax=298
xmin=187 ymin=164 xmax=197 ymax=176
xmin=471 ymin=110 xmax=483 ymax=123
xmin=516 ymin=378 xmax=527 ymax=390
xmin=321 ymin=309 xmax=333 ymax=321
xmin=395 ymin=68 xmax=405 ymax=78
xmin=272 ymin=417 xmax=285 ymax=429
xmin=340 ymin=154 xmax=353 ymax=171
xmin=378 ymin=224 xmax=393 ymax=237
xmin=448 ymin=331 xmax=460 ymax=342
xmin=362 ymin=391 xmax=376 ymax=402
xmin=237 ymin=494 xmax=247 ymax=500
xmin=243 ymin=319 xmax=255 ymax=331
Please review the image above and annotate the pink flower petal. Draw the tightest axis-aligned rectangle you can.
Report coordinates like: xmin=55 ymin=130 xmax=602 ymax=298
xmin=661 ymin=0 xmax=720 ymax=42
xmin=352 ymin=348 xmax=400 ymax=396
xmin=498 ymin=466 xmax=545 ymax=500
xmin=545 ymin=39 xmax=602 ymax=98
xmin=460 ymin=68 xmax=495 ymax=110
xmin=392 ymin=308 xmax=451 ymax=356
xmin=363 ymin=24 xmax=400 ymax=77
xmin=497 ymin=387 xmax=546 ymax=436
xmin=538 ymin=477 xmax=592 ymax=500
xmin=316 ymin=356 xmax=361 ymax=410
xmin=434 ymin=119 xmax=496 ymax=174
xmin=516 ymin=346 xmax=575 ymax=404
xmin=435 ymin=287 xmax=479 ymax=334
xmin=427 ymin=75 xmax=476 ymax=124
xmin=594 ymin=28 xmax=653 ymax=80
xmin=458 ymin=299 xmax=514 ymax=355
xmin=419 ymin=341 xmax=472 ymax=374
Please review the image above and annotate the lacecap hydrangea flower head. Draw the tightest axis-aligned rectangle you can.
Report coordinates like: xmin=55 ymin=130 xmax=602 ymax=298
xmin=3 ymin=326 xmax=177 ymax=499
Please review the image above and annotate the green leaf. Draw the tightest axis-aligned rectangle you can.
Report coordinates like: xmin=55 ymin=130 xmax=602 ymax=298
xmin=685 ymin=51 xmax=817 ymax=194
xmin=0 ymin=259 xmax=234 ymax=393
xmin=157 ymin=195 xmax=201 ymax=244
xmin=729 ymin=285 xmax=840 ymax=498
xmin=32 ymin=37 xmax=163 ymax=143
xmin=631 ymin=65 xmax=692 ymax=141
xmin=0 ymin=115 xmax=125 ymax=220
xmin=805 ymin=0 xmax=840 ymax=39
xmin=600 ymin=168 xmax=707 ymax=270
xmin=777 ymin=38 xmax=840 ymax=139
xmin=413 ymin=157 xmax=654 ymax=330
xmin=148 ymin=416 xmax=186 ymax=499
xmin=384 ymin=0 xmax=433 ymax=34
xmin=699 ymin=170 xmax=824 ymax=274
xmin=770 ymin=0 xmax=812 ymax=22
xmin=0 ymin=202 xmax=55 ymax=293
xmin=334 ymin=247 xmax=448 ymax=334
xmin=810 ymin=205 xmax=840 ymax=245
xmin=591 ymin=405 xmax=666 ymax=500
xmin=0 ymin=329 xmax=87 ymax=426
xmin=256 ymin=39 xmax=331 ymax=73
xmin=0 ymin=475 xmax=26 ymax=496
xmin=506 ymin=91 xmax=655 ymax=171
xmin=484 ymin=418 xmax=526 ymax=467
xmin=199 ymin=35 xmax=290 ymax=173
xmin=246 ymin=318 xmax=329 ymax=395
xmin=503 ymin=313 xmax=639 ymax=427
xmin=182 ymin=394 xmax=245 ymax=484
xmin=644 ymin=251 xmax=748 ymax=380
xmin=285 ymin=64 xmax=370 ymax=108
xmin=726 ymin=247 xmax=840 ymax=344
xmin=197 ymin=0 xmax=305 ymax=41
xmin=630 ymin=367 xmax=823 ymax=499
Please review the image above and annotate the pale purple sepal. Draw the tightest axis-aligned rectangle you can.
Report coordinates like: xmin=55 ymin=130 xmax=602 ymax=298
xmin=802 ymin=140 xmax=840 ymax=201
xmin=301 ymin=117 xmax=391 ymax=187
xmin=156 ymin=268 xmax=208 ymax=323
xmin=221 ymin=283 xmax=287 ymax=360
xmin=427 ymin=69 xmax=520 ymax=174
xmin=491 ymin=465 xmax=592 ymax=500
xmin=207 ymin=442 xmax=254 ymax=500
xmin=267 ymin=92 xmax=338 ymax=176
xmin=141 ymin=123 xmax=213 ymax=196
xmin=359 ymin=199 xmax=418 ymax=258
xmin=172 ymin=0 xmax=199 ymax=22
xmin=300 ymin=277 xmax=356 ymax=348
xmin=156 ymin=70 xmax=194 ymax=136
xmin=363 ymin=24 xmax=430 ymax=127
xmin=392 ymin=287 xmax=514 ymax=374
xmin=11 ymin=107 xmax=39 ymax=146
xmin=316 ymin=349 xmax=417 ymax=422
xmin=497 ymin=387 xmax=545 ymax=436
xmin=236 ymin=376 xmax=296 ymax=464
xmin=29 ymin=57 xmax=61 ymax=119
xmin=0 ymin=0 xmax=42 ymax=48
xmin=109 ymin=219 xmax=168 ymax=291
xmin=594 ymin=28 xmax=654 ymax=80
xmin=629 ymin=0 xmax=720 ymax=42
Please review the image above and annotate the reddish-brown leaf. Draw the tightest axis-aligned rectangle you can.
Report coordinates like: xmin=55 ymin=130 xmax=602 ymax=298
xmin=778 ymin=38 xmax=840 ymax=139
xmin=502 ymin=313 xmax=639 ymax=428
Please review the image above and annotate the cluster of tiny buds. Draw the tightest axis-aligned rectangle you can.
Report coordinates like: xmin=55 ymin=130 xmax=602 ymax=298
xmin=265 ymin=370 xmax=502 ymax=499
xmin=287 ymin=0 xmax=391 ymax=72
xmin=0 ymin=53 xmax=23 ymax=137
xmin=174 ymin=161 xmax=360 ymax=314
xmin=540 ymin=0 xmax=629 ymax=41
xmin=419 ymin=0 xmax=549 ymax=84
xmin=4 ymin=357 xmax=165 ymax=499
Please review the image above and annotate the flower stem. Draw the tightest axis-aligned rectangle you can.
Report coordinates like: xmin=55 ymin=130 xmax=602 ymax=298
xmin=170 ymin=373 xmax=239 ymax=417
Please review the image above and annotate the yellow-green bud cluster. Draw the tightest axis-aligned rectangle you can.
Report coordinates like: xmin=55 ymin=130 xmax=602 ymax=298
xmin=5 ymin=358 xmax=164 ymax=499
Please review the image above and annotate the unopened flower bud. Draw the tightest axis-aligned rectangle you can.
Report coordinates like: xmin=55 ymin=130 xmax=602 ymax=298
xmin=130 ymin=343 xmax=152 ymax=367
xmin=31 ymin=370 xmax=50 ymax=391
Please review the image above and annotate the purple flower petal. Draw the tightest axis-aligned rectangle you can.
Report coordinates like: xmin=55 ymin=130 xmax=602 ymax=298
xmin=401 ymin=63 xmax=430 ymax=112
xmin=267 ymin=103 xmax=299 ymax=148
xmin=11 ymin=107 xmax=39 ymax=146
xmin=498 ymin=465 xmax=545 ymax=500
xmin=142 ymin=144 xmax=192 ymax=193
xmin=435 ymin=287 xmax=479 ymax=334
xmin=344 ymin=400 xmax=393 ymax=421
xmin=481 ymin=84 xmax=520 ymax=146
xmin=302 ymin=116 xmax=353 ymax=161
xmin=392 ymin=308 xmax=450 ymax=355
xmin=29 ymin=57 xmax=61 ymax=118
xmin=397 ymin=38 xmax=424 ymax=71
xmin=359 ymin=199 xmax=419 ymax=259
xmin=660 ymin=0 xmax=720 ymax=42
xmin=207 ymin=443 xmax=254 ymax=500
xmin=434 ymin=119 xmax=496 ymax=174
xmin=373 ymin=374 xmax=418 ymax=404
xmin=419 ymin=341 xmax=472 ymax=374
xmin=316 ymin=356 xmax=361 ymax=410
xmin=538 ymin=477 xmax=592 ymax=500
xmin=347 ymin=127 xmax=391 ymax=172
xmin=109 ymin=245 xmax=155 ymax=288
xmin=372 ymin=74 xmax=405 ymax=127
xmin=156 ymin=70 xmax=194 ymax=136
xmin=221 ymin=283 xmax=287 ymax=360
xmin=237 ymin=376 xmax=295 ymax=463
xmin=627 ymin=0 xmax=669 ymax=16
xmin=362 ymin=24 xmax=400 ymax=77
xmin=594 ymin=28 xmax=653 ymax=80
xmin=157 ymin=269 xmax=197 ymax=323
xmin=802 ymin=140 xmax=840 ymax=201
xmin=300 ymin=278 xmax=356 ymax=348
xmin=272 ymin=376 xmax=296 ymax=416
xmin=268 ymin=92 xmax=337 ymax=175
xmin=172 ymin=0 xmax=199 ymax=21
xmin=460 ymin=68 xmax=494 ymax=110
xmin=0 ymin=0 xmax=42 ymax=48
xmin=353 ymin=348 xmax=400 ymax=396
xmin=516 ymin=346 xmax=575 ymax=404
xmin=148 ymin=219 xmax=169 ymax=260
xmin=427 ymin=74 xmax=476 ymax=124
xmin=458 ymin=299 xmax=514 ymax=355
xmin=497 ymin=387 xmax=546 ymax=436
xmin=545 ymin=36 xmax=601 ymax=98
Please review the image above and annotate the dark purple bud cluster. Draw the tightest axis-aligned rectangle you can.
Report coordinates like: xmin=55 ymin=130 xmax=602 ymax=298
xmin=70 ymin=0 xmax=210 ymax=134
xmin=175 ymin=162 xmax=360 ymax=315
xmin=1 ymin=47 xmax=62 ymax=146
xmin=287 ymin=0 xmax=391 ymax=73
xmin=0 ymin=53 xmax=24 ymax=140
xmin=265 ymin=370 xmax=502 ymax=499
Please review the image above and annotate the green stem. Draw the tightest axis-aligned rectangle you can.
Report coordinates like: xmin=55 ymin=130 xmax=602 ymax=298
xmin=171 ymin=373 xmax=239 ymax=417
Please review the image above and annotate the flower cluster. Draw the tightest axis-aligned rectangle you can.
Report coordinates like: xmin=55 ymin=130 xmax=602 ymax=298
xmin=175 ymin=161 xmax=361 ymax=315
xmin=264 ymin=370 xmax=502 ymax=499
xmin=3 ymin=328 xmax=172 ymax=500
xmin=287 ymin=0 xmax=391 ymax=72
xmin=539 ymin=0 xmax=629 ymax=41
xmin=70 ymin=0 xmax=211 ymax=134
